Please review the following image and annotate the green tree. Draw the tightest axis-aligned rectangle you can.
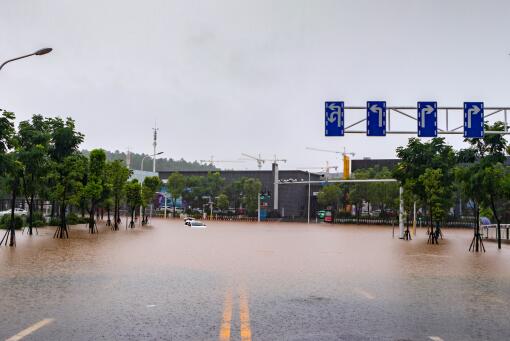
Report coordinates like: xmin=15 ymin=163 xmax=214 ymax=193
xmin=420 ymin=168 xmax=451 ymax=243
xmin=317 ymin=184 xmax=342 ymax=214
xmin=478 ymin=161 xmax=510 ymax=249
xmin=50 ymin=155 xmax=87 ymax=238
xmin=80 ymin=149 xmax=107 ymax=233
xmin=216 ymin=193 xmax=229 ymax=212
xmin=125 ymin=179 xmax=142 ymax=228
xmin=0 ymin=110 xmax=16 ymax=247
xmin=456 ymin=163 xmax=488 ymax=251
xmin=17 ymin=115 xmax=52 ymax=235
xmin=141 ymin=176 xmax=161 ymax=224
xmin=394 ymin=138 xmax=456 ymax=234
xmin=47 ymin=117 xmax=85 ymax=238
xmin=0 ymin=153 xmax=23 ymax=247
xmin=242 ymin=178 xmax=262 ymax=216
xmin=167 ymin=172 xmax=185 ymax=217
xmin=109 ymin=160 xmax=131 ymax=230
xmin=458 ymin=121 xmax=509 ymax=249
xmin=0 ymin=110 xmax=15 ymax=176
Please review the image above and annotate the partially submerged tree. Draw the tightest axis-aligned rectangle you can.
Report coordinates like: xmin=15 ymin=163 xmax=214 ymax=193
xmin=394 ymin=138 xmax=456 ymax=240
xmin=109 ymin=160 xmax=131 ymax=230
xmin=317 ymin=184 xmax=342 ymax=214
xmin=47 ymin=117 xmax=85 ymax=238
xmin=420 ymin=168 xmax=452 ymax=244
xmin=458 ymin=121 xmax=509 ymax=249
xmin=141 ymin=176 xmax=161 ymax=224
xmin=242 ymin=178 xmax=262 ymax=216
xmin=17 ymin=115 xmax=52 ymax=235
xmin=80 ymin=149 xmax=107 ymax=234
xmin=0 ymin=110 xmax=16 ymax=246
xmin=125 ymin=179 xmax=142 ymax=228
xmin=216 ymin=193 xmax=229 ymax=212
xmin=167 ymin=172 xmax=185 ymax=217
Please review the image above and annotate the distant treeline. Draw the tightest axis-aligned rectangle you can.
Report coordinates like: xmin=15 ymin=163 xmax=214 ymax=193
xmin=81 ymin=150 xmax=218 ymax=172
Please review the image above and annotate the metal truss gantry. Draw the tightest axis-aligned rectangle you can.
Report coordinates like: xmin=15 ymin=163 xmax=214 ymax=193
xmin=343 ymin=106 xmax=510 ymax=135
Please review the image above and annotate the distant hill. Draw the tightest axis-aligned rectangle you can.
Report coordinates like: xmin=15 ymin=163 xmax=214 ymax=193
xmin=81 ymin=150 xmax=218 ymax=172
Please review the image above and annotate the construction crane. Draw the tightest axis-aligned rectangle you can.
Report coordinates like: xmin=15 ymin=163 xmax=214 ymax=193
xmin=298 ymin=161 xmax=338 ymax=178
xmin=305 ymin=147 xmax=355 ymax=179
xmin=200 ymin=156 xmax=245 ymax=166
xmin=241 ymin=153 xmax=287 ymax=170
xmin=242 ymin=153 xmax=287 ymax=212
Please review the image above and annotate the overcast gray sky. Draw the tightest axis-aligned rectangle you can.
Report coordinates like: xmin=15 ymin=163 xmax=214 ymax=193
xmin=1 ymin=0 xmax=509 ymax=171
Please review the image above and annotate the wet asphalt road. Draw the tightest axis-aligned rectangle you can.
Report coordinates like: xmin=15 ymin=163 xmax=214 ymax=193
xmin=1 ymin=219 xmax=510 ymax=341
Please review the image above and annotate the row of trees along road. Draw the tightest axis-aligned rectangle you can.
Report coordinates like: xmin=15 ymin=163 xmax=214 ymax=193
xmin=165 ymin=172 xmax=262 ymax=217
xmin=0 ymin=110 xmax=161 ymax=247
xmin=393 ymin=122 xmax=510 ymax=249
xmin=315 ymin=122 xmax=509 ymax=250
xmin=316 ymin=166 xmax=399 ymax=220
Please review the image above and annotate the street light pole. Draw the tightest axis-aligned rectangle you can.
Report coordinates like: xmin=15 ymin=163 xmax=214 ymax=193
xmin=0 ymin=48 xmax=53 ymax=71
xmin=307 ymin=171 xmax=311 ymax=224
xmin=139 ymin=152 xmax=163 ymax=226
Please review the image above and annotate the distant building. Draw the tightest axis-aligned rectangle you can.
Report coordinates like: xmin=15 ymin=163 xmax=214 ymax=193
xmin=351 ymin=159 xmax=400 ymax=172
xmin=157 ymin=169 xmax=323 ymax=218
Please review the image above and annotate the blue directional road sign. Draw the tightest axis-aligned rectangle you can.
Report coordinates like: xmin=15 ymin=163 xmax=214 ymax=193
xmin=325 ymin=101 xmax=344 ymax=136
xmin=417 ymin=102 xmax=438 ymax=137
xmin=367 ymin=101 xmax=386 ymax=136
xmin=464 ymin=102 xmax=484 ymax=138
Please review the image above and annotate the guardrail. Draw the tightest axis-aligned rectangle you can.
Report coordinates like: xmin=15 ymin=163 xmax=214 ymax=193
xmin=481 ymin=224 xmax=510 ymax=240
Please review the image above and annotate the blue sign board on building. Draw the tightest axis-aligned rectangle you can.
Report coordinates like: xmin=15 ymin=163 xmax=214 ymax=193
xmin=464 ymin=102 xmax=484 ymax=138
xmin=367 ymin=101 xmax=386 ymax=136
xmin=417 ymin=102 xmax=437 ymax=137
xmin=325 ymin=101 xmax=344 ymax=136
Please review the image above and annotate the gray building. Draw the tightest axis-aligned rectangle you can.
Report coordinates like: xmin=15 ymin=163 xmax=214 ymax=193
xmin=158 ymin=168 xmax=323 ymax=218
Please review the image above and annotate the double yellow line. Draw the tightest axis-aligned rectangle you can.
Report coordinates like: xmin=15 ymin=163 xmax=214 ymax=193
xmin=219 ymin=288 xmax=252 ymax=341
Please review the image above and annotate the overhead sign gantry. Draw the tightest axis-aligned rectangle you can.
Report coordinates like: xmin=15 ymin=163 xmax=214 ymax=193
xmin=325 ymin=102 xmax=509 ymax=138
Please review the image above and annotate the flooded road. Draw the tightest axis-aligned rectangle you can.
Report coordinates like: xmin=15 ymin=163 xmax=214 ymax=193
xmin=1 ymin=219 xmax=509 ymax=340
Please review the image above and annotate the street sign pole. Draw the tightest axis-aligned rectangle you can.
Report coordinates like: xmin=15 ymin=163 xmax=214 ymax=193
xmin=399 ymin=186 xmax=404 ymax=239
xmin=257 ymin=193 xmax=261 ymax=222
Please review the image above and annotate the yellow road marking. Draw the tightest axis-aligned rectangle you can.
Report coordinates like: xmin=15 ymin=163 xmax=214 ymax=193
xmin=6 ymin=318 xmax=55 ymax=341
xmin=239 ymin=289 xmax=252 ymax=341
xmin=354 ymin=288 xmax=376 ymax=300
xmin=219 ymin=289 xmax=233 ymax=341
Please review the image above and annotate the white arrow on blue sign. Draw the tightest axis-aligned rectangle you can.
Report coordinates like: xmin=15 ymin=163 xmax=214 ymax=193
xmin=325 ymin=101 xmax=344 ymax=136
xmin=367 ymin=101 xmax=386 ymax=136
xmin=464 ymin=102 xmax=484 ymax=138
xmin=417 ymin=102 xmax=437 ymax=137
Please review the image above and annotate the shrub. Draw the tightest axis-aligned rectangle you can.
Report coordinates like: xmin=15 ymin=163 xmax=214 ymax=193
xmin=31 ymin=211 xmax=47 ymax=227
xmin=48 ymin=218 xmax=60 ymax=226
xmin=0 ymin=214 xmax=25 ymax=230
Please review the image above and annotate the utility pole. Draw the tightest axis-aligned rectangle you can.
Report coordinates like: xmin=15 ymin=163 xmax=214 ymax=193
xmin=126 ymin=148 xmax=131 ymax=169
xmin=257 ymin=192 xmax=261 ymax=222
xmin=153 ymin=123 xmax=158 ymax=173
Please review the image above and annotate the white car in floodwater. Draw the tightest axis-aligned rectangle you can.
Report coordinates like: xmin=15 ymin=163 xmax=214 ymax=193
xmin=188 ymin=220 xmax=207 ymax=228
xmin=0 ymin=208 xmax=28 ymax=217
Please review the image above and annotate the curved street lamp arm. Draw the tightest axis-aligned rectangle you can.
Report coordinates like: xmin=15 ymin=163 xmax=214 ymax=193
xmin=0 ymin=53 xmax=36 ymax=71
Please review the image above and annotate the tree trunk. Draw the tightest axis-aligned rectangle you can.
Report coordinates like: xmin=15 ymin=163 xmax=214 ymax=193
xmin=113 ymin=197 xmax=118 ymax=230
xmin=28 ymin=194 xmax=34 ymax=235
xmin=89 ymin=203 xmax=96 ymax=234
xmin=8 ymin=177 xmax=18 ymax=247
xmin=50 ymin=200 xmax=55 ymax=218
xmin=59 ymin=201 xmax=68 ymax=239
xmin=489 ymin=195 xmax=501 ymax=250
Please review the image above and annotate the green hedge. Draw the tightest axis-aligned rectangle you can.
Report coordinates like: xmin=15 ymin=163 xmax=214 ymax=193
xmin=0 ymin=215 xmax=25 ymax=229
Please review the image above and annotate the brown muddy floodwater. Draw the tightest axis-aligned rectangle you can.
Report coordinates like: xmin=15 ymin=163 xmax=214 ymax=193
xmin=1 ymin=219 xmax=509 ymax=341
